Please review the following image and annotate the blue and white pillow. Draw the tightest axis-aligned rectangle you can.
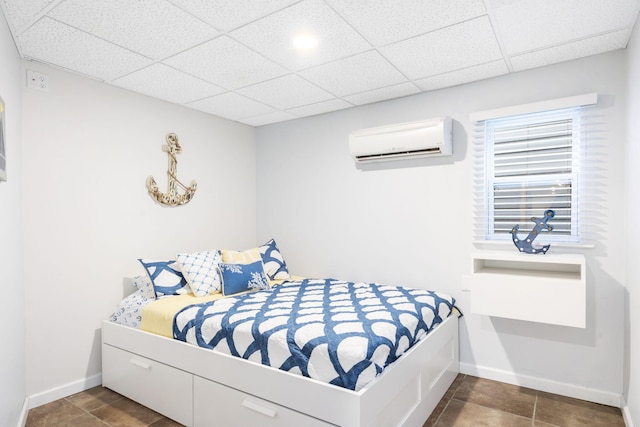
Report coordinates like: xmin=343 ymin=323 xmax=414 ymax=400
xmin=110 ymin=289 xmax=153 ymax=329
xmin=176 ymin=250 xmax=222 ymax=296
xmin=259 ymin=239 xmax=290 ymax=280
xmin=138 ymin=259 xmax=191 ymax=298
xmin=219 ymin=260 xmax=270 ymax=296
xmin=130 ymin=275 xmax=155 ymax=299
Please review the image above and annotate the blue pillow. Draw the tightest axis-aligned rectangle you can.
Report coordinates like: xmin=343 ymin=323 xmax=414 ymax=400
xmin=219 ymin=261 xmax=270 ymax=296
xmin=138 ymin=259 xmax=190 ymax=298
xmin=259 ymin=239 xmax=290 ymax=280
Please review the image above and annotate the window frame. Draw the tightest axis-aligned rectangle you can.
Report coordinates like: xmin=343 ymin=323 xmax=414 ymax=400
xmin=484 ymin=109 xmax=582 ymax=242
xmin=471 ymin=93 xmax=597 ymax=246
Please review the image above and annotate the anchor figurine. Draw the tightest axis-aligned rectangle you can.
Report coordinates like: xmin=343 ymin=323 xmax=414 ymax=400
xmin=510 ymin=209 xmax=555 ymax=254
xmin=146 ymin=133 xmax=197 ymax=206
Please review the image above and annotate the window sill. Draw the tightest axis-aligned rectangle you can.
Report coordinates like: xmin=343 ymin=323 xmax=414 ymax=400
xmin=473 ymin=240 xmax=595 ymax=250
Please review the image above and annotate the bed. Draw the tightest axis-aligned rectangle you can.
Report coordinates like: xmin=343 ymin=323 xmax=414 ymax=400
xmin=102 ymin=241 xmax=460 ymax=426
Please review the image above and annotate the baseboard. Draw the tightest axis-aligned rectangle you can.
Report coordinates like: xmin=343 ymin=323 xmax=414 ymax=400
xmin=460 ymin=362 xmax=621 ymax=408
xmin=622 ymin=396 xmax=635 ymax=427
xmin=28 ymin=373 xmax=102 ymax=409
xmin=17 ymin=397 xmax=28 ymax=427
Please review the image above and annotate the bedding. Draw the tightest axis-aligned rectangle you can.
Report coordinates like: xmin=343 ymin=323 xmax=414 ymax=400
xmin=110 ymin=277 xmax=301 ymax=334
xmin=111 ymin=277 xmax=457 ymax=392
xmin=137 ymin=259 xmax=191 ymax=297
xmin=219 ymin=260 xmax=270 ymax=296
xmin=176 ymin=250 xmax=223 ymax=296
xmin=172 ymin=278 xmax=456 ymax=391
xmin=110 ymin=288 xmax=154 ymax=329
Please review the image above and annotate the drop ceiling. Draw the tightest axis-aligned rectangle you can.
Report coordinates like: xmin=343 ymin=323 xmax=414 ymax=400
xmin=2 ymin=0 xmax=639 ymax=127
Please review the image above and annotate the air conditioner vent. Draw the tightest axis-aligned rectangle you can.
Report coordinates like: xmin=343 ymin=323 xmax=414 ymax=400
xmin=349 ymin=117 xmax=452 ymax=163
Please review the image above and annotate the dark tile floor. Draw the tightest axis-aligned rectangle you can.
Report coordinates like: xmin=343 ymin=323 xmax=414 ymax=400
xmin=424 ymin=374 xmax=625 ymax=427
xmin=25 ymin=386 xmax=181 ymax=427
xmin=26 ymin=374 xmax=625 ymax=427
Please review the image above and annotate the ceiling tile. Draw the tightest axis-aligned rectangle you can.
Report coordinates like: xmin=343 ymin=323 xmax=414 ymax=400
xmin=416 ymin=60 xmax=509 ymax=91
xmin=299 ymin=50 xmax=407 ymax=96
xmin=286 ymin=98 xmax=353 ymax=117
xmin=343 ymin=82 xmax=421 ymax=106
xmin=489 ymin=0 xmax=640 ymax=54
xmin=510 ymin=30 xmax=631 ymax=72
xmin=1 ymin=0 xmax=52 ymax=32
xmin=229 ymin=0 xmax=371 ymax=71
xmin=17 ymin=17 xmax=152 ymax=81
xmin=380 ymin=16 xmax=503 ymax=80
xmin=187 ymin=92 xmax=276 ymax=121
xmin=48 ymin=0 xmax=218 ymax=60
xmin=4 ymin=0 xmax=639 ymax=126
xmin=238 ymin=74 xmax=334 ymax=110
xmin=164 ymin=36 xmax=288 ymax=90
xmin=111 ymin=64 xmax=226 ymax=104
xmin=241 ymin=111 xmax=298 ymax=127
xmin=167 ymin=0 xmax=298 ymax=31
xmin=326 ymin=0 xmax=486 ymax=46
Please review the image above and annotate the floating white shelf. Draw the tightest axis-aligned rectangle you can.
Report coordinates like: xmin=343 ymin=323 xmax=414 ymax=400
xmin=462 ymin=251 xmax=586 ymax=328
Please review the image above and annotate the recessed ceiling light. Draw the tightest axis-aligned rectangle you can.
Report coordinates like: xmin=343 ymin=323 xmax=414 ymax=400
xmin=292 ymin=34 xmax=319 ymax=50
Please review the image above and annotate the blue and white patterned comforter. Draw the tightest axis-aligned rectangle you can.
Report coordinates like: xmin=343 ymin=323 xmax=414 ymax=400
xmin=173 ymin=278 xmax=456 ymax=391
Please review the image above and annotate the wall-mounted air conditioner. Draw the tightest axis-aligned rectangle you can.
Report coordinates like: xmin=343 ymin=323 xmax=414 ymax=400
xmin=348 ymin=117 xmax=452 ymax=163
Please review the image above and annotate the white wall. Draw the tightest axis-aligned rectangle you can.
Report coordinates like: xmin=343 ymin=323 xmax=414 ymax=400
xmin=0 ymin=8 xmax=25 ymax=427
xmin=257 ymin=51 xmax=627 ymax=405
xmin=625 ymin=17 xmax=640 ymax=427
xmin=21 ymin=63 xmax=258 ymax=404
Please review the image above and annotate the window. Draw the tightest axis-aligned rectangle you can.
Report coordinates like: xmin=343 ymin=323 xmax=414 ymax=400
xmin=472 ymin=94 xmax=597 ymax=244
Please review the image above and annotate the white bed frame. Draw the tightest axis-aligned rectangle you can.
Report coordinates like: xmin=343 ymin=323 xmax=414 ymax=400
xmin=102 ymin=311 xmax=458 ymax=427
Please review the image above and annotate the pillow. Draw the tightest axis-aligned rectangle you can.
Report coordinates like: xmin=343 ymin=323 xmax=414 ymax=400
xmin=176 ymin=250 xmax=222 ymax=296
xmin=130 ymin=275 xmax=155 ymax=299
xmin=219 ymin=260 xmax=270 ymax=296
xmin=221 ymin=247 xmax=261 ymax=264
xmin=110 ymin=289 xmax=153 ymax=329
xmin=259 ymin=239 xmax=290 ymax=280
xmin=138 ymin=259 xmax=191 ymax=298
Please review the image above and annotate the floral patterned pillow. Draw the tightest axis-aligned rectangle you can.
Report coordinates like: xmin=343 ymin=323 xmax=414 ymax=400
xmin=219 ymin=260 xmax=270 ymax=296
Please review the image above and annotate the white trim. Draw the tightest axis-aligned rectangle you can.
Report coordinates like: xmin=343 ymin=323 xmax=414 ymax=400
xmin=459 ymin=362 xmax=621 ymax=407
xmin=470 ymin=93 xmax=598 ymax=122
xmin=17 ymin=397 xmax=28 ymax=427
xmin=27 ymin=373 xmax=102 ymax=409
xmin=622 ymin=396 xmax=635 ymax=427
xmin=472 ymin=240 xmax=596 ymax=249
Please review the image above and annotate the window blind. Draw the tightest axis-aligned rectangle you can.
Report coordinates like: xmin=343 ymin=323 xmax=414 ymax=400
xmin=472 ymin=95 xmax=598 ymax=244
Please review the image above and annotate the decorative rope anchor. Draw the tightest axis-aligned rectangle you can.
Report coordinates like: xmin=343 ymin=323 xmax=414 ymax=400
xmin=510 ymin=209 xmax=555 ymax=254
xmin=146 ymin=133 xmax=197 ymax=206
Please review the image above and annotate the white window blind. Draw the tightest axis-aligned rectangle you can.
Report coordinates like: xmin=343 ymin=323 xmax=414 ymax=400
xmin=472 ymin=94 xmax=597 ymax=244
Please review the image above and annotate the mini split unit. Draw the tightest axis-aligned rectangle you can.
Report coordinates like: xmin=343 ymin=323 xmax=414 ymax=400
xmin=349 ymin=117 xmax=453 ymax=163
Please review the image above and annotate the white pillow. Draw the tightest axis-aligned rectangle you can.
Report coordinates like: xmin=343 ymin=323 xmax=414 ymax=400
xmin=176 ymin=250 xmax=222 ymax=296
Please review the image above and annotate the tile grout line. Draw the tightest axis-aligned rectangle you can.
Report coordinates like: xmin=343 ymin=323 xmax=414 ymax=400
xmin=62 ymin=394 xmax=123 ymax=427
xmin=432 ymin=374 xmax=468 ymax=426
xmin=432 ymin=395 xmax=454 ymax=426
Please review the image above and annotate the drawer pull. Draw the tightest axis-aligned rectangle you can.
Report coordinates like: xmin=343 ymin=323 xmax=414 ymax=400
xmin=241 ymin=399 xmax=277 ymax=418
xmin=129 ymin=358 xmax=151 ymax=370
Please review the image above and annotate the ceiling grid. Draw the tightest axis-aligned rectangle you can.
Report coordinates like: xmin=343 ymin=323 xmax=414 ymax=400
xmin=1 ymin=0 xmax=638 ymax=126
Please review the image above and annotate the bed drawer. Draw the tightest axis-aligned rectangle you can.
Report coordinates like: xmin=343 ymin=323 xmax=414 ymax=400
xmin=193 ymin=376 xmax=333 ymax=427
xmin=102 ymin=344 xmax=193 ymax=426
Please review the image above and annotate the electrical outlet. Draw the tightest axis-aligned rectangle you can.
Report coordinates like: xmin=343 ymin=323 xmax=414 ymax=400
xmin=27 ymin=70 xmax=49 ymax=92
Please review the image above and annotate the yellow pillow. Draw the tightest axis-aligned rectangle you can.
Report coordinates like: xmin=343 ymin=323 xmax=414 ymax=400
xmin=221 ymin=248 xmax=261 ymax=264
